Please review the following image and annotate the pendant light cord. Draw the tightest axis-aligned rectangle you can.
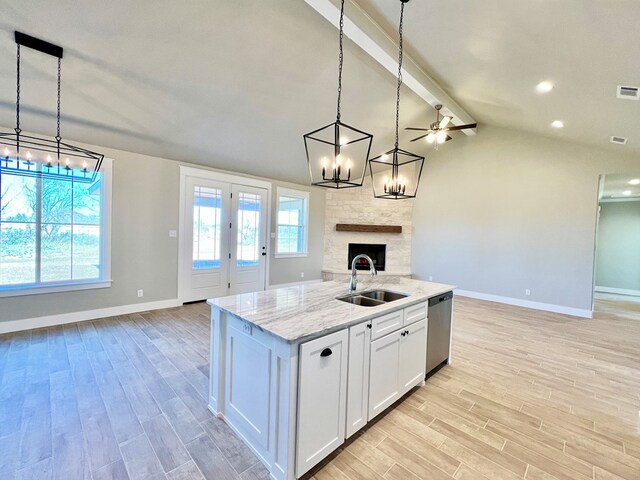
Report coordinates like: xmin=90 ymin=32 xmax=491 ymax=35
xmin=56 ymin=58 xmax=61 ymax=142
xmin=336 ymin=0 xmax=345 ymax=122
xmin=394 ymin=1 xmax=405 ymax=149
xmin=15 ymin=44 xmax=21 ymax=136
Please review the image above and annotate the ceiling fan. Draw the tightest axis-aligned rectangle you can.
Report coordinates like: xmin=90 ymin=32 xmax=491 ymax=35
xmin=406 ymin=104 xmax=477 ymax=145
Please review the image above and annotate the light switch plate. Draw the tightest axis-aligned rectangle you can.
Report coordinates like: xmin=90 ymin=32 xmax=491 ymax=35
xmin=169 ymin=230 xmax=177 ymax=238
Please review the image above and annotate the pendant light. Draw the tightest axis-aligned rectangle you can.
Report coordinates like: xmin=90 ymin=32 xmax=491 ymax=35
xmin=303 ymin=0 xmax=373 ymax=189
xmin=0 ymin=32 xmax=104 ymax=184
xmin=369 ymin=0 xmax=424 ymax=199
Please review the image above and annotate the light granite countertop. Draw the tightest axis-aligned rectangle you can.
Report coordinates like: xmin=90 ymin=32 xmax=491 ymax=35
xmin=207 ymin=278 xmax=455 ymax=343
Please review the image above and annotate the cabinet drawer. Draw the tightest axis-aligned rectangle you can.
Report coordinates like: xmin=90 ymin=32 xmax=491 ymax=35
xmin=370 ymin=309 xmax=404 ymax=341
xmin=404 ymin=302 xmax=427 ymax=326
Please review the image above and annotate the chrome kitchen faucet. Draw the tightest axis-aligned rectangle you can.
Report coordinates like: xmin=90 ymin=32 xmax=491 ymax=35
xmin=349 ymin=254 xmax=377 ymax=293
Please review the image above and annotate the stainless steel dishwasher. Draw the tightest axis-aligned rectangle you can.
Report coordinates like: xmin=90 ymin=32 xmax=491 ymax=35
xmin=426 ymin=291 xmax=453 ymax=375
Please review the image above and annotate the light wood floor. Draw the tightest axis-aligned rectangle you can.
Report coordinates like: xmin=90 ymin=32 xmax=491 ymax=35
xmin=1 ymin=298 xmax=639 ymax=480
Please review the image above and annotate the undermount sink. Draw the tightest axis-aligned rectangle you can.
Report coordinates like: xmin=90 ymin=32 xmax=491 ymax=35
xmin=336 ymin=289 xmax=408 ymax=307
xmin=359 ymin=290 xmax=408 ymax=303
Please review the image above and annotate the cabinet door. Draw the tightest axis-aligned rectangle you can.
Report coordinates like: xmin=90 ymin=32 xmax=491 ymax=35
xmin=399 ymin=319 xmax=427 ymax=394
xmin=296 ymin=329 xmax=348 ymax=477
xmin=368 ymin=330 xmax=402 ymax=421
xmin=346 ymin=321 xmax=371 ymax=438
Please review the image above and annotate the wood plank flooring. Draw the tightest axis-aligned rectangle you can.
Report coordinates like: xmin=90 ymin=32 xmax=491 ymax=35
xmin=0 ymin=297 xmax=639 ymax=479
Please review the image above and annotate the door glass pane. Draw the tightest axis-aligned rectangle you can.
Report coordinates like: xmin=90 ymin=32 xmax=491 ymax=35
xmin=193 ymin=186 xmax=222 ymax=269
xmin=236 ymin=192 xmax=261 ymax=267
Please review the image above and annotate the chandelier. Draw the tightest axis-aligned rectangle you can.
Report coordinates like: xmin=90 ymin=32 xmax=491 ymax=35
xmin=0 ymin=32 xmax=104 ymax=184
xmin=303 ymin=0 xmax=373 ymax=189
xmin=369 ymin=0 xmax=424 ymax=200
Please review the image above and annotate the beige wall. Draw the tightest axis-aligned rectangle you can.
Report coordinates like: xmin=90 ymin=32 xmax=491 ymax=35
xmin=1 ymin=136 xmax=325 ymax=323
xmin=595 ymin=201 xmax=640 ymax=292
xmin=269 ymin=180 xmax=326 ymax=285
xmin=411 ymin=125 xmax=640 ymax=311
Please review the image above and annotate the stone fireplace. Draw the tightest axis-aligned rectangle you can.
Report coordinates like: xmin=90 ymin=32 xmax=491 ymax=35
xmin=322 ymin=179 xmax=414 ymax=280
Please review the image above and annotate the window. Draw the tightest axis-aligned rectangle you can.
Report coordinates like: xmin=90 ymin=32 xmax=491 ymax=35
xmin=276 ymin=188 xmax=309 ymax=257
xmin=0 ymin=160 xmax=112 ymax=296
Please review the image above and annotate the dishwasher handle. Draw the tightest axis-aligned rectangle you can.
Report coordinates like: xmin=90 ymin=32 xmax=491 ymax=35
xmin=428 ymin=291 xmax=453 ymax=307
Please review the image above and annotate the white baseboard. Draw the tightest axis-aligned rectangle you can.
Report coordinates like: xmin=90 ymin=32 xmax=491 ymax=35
xmin=594 ymin=286 xmax=640 ymax=297
xmin=454 ymin=289 xmax=593 ymax=319
xmin=0 ymin=298 xmax=182 ymax=335
xmin=266 ymin=279 xmax=323 ymax=290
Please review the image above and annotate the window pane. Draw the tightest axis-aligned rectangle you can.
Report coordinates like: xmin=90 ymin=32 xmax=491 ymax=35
xmin=72 ymin=224 xmax=100 ymax=280
xmin=236 ymin=192 xmax=261 ymax=267
xmin=41 ymin=224 xmax=72 ymax=282
xmin=41 ymin=177 xmax=72 ymax=224
xmin=278 ymin=196 xmax=303 ymax=226
xmin=193 ymin=186 xmax=222 ymax=269
xmin=277 ymin=225 xmax=303 ymax=253
xmin=73 ymin=176 xmax=102 ymax=225
xmin=1 ymin=175 xmax=36 ymax=222
xmin=0 ymin=223 xmax=36 ymax=285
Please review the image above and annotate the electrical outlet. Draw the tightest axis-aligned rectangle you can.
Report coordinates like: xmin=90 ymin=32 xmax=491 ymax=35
xmin=169 ymin=230 xmax=177 ymax=238
xmin=137 ymin=289 xmax=144 ymax=298
xmin=428 ymin=276 xmax=433 ymax=281
xmin=525 ymin=289 xmax=531 ymax=296
xmin=300 ymin=272 xmax=305 ymax=278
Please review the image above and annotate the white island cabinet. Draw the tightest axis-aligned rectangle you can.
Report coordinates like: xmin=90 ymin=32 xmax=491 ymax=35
xmin=208 ymin=279 xmax=455 ymax=480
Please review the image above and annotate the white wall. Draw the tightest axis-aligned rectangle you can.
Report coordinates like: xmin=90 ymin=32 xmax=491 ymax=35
xmin=411 ymin=125 xmax=640 ymax=312
xmin=0 ymin=136 xmax=325 ymax=323
xmin=595 ymin=200 xmax=640 ymax=293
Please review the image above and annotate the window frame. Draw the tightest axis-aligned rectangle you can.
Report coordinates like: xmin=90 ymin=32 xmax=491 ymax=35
xmin=0 ymin=158 xmax=113 ymax=298
xmin=274 ymin=187 xmax=309 ymax=258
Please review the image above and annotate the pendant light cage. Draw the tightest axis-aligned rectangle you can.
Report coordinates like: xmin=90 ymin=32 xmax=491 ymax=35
xmin=369 ymin=147 xmax=424 ymax=199
xmin=370 ymin=0 xmax=424 ymax=200
xmin=303 ymin=0 xmax=373 ymax=189
xmin=0 ymin=32 xmax=104 ymax=184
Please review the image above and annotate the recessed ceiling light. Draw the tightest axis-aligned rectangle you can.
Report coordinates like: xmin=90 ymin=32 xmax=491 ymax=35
xmin=551 ymin=120 xmax=564 ymax=129
xmin=629 ymin=178 xmax=640 ymax=185
xmin=536 ymin=81 xmax=554 ymax=94
xmin=622 ymin=190 xmax=632 ymax=196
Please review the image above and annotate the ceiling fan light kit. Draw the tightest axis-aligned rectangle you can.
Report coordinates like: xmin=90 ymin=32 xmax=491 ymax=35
xmin=406 ymin=104 xmax=477 ymax=149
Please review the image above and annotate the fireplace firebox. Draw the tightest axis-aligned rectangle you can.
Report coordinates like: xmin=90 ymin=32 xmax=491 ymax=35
xmin=347 ymin=243 xmax=386 ymax=271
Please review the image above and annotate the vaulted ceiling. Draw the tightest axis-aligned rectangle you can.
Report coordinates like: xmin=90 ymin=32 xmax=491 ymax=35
xmin=0 ymin=0 xmax=638 ymax=185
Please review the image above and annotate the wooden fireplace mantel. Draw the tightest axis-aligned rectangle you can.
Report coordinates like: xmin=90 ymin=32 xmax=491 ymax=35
xmin=335 ymin=224 xmax=402 ymax=233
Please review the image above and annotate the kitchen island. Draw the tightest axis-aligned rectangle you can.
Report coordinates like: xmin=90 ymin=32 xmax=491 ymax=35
xmin=207 ymin=278 xmax=455 ymax=480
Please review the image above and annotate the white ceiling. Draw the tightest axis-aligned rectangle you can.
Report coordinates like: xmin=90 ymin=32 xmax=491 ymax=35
xmin=0 ymin=0 xmax=638 ymax=186
xmin=356 ymin=0 xmax=640 ymax=155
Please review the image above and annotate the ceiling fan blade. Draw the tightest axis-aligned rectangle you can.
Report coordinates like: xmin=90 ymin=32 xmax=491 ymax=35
xmin=445 ymin=135 xmax=453 ymax=142
xmin=405 ymin=127 xmax=432 ymax=132
xmin=410 ymin=133 xmax=430 ymax=142
xmin=439 ymin=116 xmax=452 ymax=129
xmin=444 ymin=123 xmax=478 ymax=132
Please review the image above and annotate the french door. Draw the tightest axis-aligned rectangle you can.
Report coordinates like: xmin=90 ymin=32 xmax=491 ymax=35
xmin=180 ymin=172 xmax=269 ymax=303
